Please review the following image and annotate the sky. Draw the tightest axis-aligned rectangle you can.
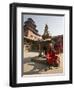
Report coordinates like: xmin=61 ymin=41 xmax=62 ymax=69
xmin=22 ymin=14 xmax=64 ymax=36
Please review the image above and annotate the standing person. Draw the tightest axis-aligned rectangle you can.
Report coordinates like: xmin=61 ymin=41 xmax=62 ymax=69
xmin=43 ymin=46 xmax=47 ymax=57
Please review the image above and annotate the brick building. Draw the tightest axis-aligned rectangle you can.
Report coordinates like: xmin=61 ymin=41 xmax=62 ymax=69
xmin=24 ymin=18 xmax=42 ymax=41
xmin=23 ymin=18 xmax=63 ymax=54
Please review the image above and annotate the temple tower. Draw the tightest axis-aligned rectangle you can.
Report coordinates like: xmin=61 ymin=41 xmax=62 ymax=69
xmin=42 ymin=24 xmax=51 ymax=40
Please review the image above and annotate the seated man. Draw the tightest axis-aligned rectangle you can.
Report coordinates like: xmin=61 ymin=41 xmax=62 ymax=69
xmin=45 ymin=44 xmax=60 ymax=69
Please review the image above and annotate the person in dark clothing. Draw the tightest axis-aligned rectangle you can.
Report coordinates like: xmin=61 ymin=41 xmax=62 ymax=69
xmin=43 ymin=46 xmax=47 ymax=56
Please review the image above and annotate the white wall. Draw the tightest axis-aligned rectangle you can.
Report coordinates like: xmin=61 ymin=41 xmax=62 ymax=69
xmin=0 ymin=0 xmax=74 ymax=89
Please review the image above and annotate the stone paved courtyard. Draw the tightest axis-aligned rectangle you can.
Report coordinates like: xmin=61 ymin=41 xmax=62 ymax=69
xmin=23 ymin=52 xmax=63 ymax=75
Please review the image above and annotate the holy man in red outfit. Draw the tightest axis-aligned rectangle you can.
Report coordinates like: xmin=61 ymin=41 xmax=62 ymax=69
xmin=45 ymin=44 xmax=60 ymax=67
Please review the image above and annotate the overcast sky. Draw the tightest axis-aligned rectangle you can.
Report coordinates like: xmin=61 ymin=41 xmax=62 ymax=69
xmin=22 ymin=14 xmax=64 ymax=36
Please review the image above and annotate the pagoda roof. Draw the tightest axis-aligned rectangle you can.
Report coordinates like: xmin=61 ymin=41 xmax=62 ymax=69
xmin=24 ymin=18 xmax=36 ymax=27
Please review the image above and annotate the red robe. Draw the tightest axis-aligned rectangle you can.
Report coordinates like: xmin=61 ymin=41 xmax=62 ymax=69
xmin=45 ymin=51 xmax=58 ymax=65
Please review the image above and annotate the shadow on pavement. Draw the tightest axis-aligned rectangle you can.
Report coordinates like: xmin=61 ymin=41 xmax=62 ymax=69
xmin=23 ymin=57 xmax=50 ymax=75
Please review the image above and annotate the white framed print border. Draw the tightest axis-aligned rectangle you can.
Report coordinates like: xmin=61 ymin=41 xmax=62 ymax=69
xmin=10 ymin=3 xmax=72 ymax=87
